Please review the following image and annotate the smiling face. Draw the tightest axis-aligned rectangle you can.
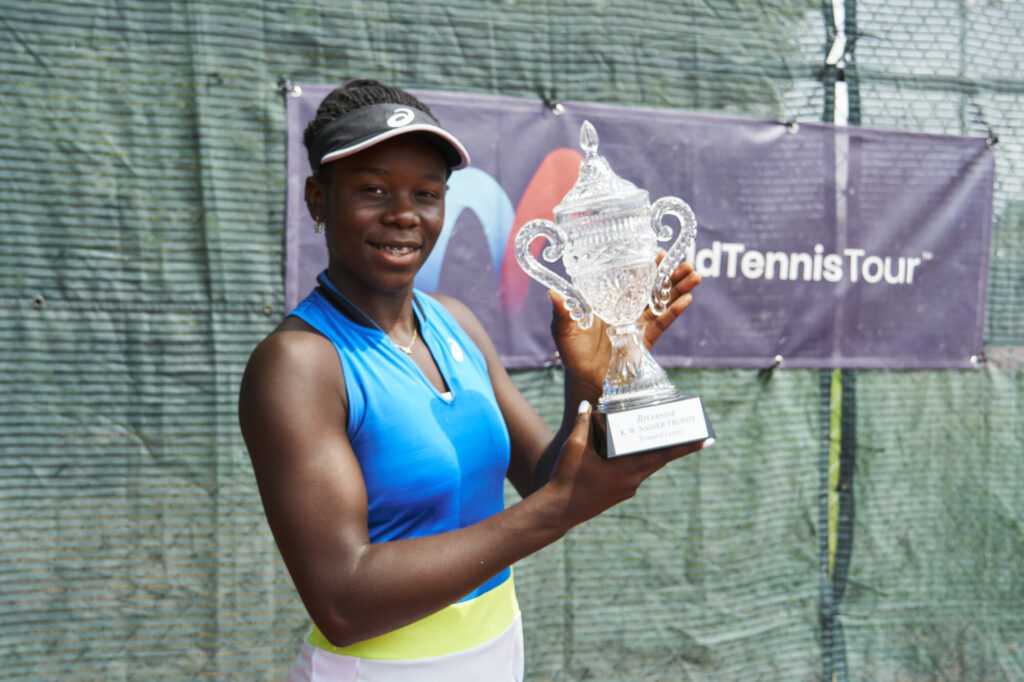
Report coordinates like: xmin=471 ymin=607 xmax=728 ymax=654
xmin=306 ymin=134 xmax=448 ymax=304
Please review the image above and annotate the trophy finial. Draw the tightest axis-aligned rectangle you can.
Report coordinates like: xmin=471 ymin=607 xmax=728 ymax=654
xmin=559 ymin=121 xmax=642 ymax=210
xmin=580 ymin=120 xmax=599 ymax=157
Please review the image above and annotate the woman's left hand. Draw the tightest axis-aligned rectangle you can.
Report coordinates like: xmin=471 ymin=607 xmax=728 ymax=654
xmin=550 ymin=258 xmax=702 ymax=401
xmin=637 ymin=257 xmax=702 ymax=350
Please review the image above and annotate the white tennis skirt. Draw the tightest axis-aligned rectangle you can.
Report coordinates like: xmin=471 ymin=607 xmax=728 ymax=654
xmin=286 ymin=612 xmax=524 ymax=681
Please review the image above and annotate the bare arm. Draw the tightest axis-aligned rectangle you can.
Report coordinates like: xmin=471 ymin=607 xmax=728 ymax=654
xmin=437 ymin=283 xmax=708 ymax=517
xmin=239 ymin=323 xmax=587 ymax=647
xmin=475 ymin=259 xmax=705 ymax=493
xmin=239 ymin=263 xmax=705 ymax=648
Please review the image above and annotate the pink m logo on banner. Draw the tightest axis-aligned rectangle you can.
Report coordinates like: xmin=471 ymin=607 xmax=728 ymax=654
xmin=417 ymin=148 xmax=584 ymax=316
xmin=497 ymin=148 xmax=583 ymax=317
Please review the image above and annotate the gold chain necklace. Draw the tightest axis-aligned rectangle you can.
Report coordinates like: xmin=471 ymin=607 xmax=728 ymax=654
xmin=393 ymin=327 xmax=418 ymax=354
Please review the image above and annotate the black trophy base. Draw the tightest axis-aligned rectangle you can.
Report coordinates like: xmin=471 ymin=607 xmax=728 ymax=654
xmin=594 ymin=395 xmax=714 ymax=458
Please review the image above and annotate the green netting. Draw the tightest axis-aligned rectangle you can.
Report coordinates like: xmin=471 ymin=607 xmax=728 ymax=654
xmin=0 ymin=1 xmax=1021 ymax=680
xmin=511 ymin=368 xmax=823 ymax=680
xmin=843 ymin=370 xmax=1024 ymax=679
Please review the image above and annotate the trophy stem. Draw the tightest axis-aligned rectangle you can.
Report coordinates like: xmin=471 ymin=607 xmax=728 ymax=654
xmin=598 ymin=322 xmax=681 ymax=413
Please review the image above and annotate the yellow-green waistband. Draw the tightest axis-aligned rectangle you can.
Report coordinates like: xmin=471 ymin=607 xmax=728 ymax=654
xmin=308 ymin=573 xmax=518 ymax=661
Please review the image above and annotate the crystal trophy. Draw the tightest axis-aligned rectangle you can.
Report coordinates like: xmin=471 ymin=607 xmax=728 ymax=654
xmin=515 ymin=121 xmax=713 ymax=457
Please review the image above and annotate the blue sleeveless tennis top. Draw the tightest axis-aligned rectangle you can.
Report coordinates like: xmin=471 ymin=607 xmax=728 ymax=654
xmin=288 ymin=272 xmax=517 ymax=662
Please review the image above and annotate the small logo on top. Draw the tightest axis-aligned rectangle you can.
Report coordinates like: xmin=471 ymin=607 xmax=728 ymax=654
xmin=387 ymin=107 xmax=415 ymax=128
xmin=447 ymin=338 xmax=464 ymax=362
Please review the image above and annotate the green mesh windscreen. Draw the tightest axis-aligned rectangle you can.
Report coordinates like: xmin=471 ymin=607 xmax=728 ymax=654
xmin=0 ymin=1 xmax=1021 ymax=679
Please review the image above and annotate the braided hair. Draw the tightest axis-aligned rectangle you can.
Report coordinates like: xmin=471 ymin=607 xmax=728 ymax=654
xmin=302 ymin=78 xmax=437 ymax=152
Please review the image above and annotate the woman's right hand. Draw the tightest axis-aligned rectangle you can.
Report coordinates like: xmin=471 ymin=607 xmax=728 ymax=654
xmin=544 ymin=400 xmax=712 ymax=531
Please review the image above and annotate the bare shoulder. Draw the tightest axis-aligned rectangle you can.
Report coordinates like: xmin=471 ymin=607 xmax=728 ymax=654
xmin=427 ymin=292 xmax=475 ymax=323
xmin=427 ymin=293 xmax=490 ymax=350
xmin=238 ymin=317 xmax=347 ymax=453
xmin=243 ymin=320 xmax=336 ymax=390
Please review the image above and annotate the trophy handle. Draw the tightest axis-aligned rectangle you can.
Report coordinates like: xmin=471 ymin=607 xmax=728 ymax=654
xmin=649 ymin=196 xmax=698 ymax=315
xmin=514 ymin=218 xmax=594 ymax=329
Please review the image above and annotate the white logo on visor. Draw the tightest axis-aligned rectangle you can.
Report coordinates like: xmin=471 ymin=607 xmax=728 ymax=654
xmin=387 ymin=107 xmax=415 ymax=128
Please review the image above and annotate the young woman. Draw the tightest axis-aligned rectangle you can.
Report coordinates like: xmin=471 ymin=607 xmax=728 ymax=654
xmin=238 ymin=78 xmax=710 ymax=681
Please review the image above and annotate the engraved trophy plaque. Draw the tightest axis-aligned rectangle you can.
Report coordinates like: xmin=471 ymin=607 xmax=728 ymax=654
xmin=515 ymin=121 xmax=713 ymax=457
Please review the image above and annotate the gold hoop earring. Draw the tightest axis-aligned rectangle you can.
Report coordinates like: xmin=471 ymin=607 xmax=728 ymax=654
xmin=314 ymin=219 xmax=324 ymax=234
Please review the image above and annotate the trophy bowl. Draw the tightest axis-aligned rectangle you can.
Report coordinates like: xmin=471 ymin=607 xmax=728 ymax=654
xmin=515 ymin=120 xmax=713 ymax=456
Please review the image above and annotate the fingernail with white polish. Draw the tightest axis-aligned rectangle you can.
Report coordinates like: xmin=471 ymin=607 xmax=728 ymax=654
xmin=702 ymin=437 xmax=716 ymax=448
xmin=578 ymin=400 xmax=591 ymax=415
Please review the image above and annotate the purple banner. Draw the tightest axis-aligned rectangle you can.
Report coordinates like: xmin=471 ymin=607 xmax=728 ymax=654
xmin=286 ymin=85 xmax=994 ymax=370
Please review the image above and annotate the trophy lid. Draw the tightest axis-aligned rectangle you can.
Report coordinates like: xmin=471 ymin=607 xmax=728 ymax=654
xmin=556 ymin=120 xmax=648 ymax=216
